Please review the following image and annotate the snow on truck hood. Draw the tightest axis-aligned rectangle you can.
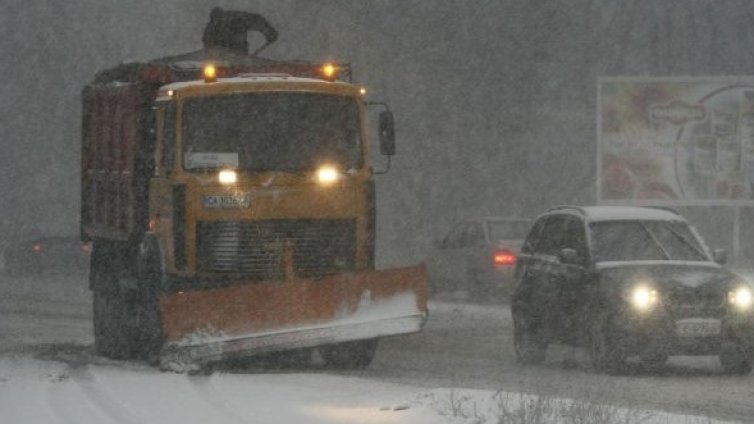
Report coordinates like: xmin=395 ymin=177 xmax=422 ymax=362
xmin=160 ymin=76 xmax=352 ymax=93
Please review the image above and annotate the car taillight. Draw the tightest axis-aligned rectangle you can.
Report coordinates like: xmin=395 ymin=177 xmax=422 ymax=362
xmin=493 ymin=249 xmax=516 ymax=266
xmin=32 ymin=243 xmax=44 ymax=253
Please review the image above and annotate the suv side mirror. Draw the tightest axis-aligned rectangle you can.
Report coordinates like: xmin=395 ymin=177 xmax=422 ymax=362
xmin=378 ymin=110 xmax=396 ymax=156
xmin=558 ymin=248 xmax=580 ymax=265
xmin=713 ymin=248 xmax=727 ymax=265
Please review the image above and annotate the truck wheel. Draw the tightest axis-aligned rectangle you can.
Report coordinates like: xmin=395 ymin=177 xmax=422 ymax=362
xmin=589 ymin=312 xmax=626 ymax=374
xmin=268 ymin=348 xmax=313 ymax=368
xmin=720 ymin=341 xmax=753 ymax=375
xmin=320 ymin=339 xmax=378 ymax=369
xmin=91 ymin=242 xmax=135 ymax=359
xmin=133 ymin=235 xmax=165 ymax=362
xmin=93 ymin=285 xmax=134 ymax=359
xmin=513 ymin=314 xmax=547 ymax=365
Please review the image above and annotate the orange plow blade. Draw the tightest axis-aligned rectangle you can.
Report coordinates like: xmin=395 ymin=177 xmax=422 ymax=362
xmin=158 ymin=264 xmax=427 ymax=369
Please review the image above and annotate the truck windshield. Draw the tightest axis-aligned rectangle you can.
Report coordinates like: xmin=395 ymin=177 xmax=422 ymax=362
xmin=590 ymin=220 xmax=710 ymax=262
xmin=182 ymin=92 xmax=362 ymax=171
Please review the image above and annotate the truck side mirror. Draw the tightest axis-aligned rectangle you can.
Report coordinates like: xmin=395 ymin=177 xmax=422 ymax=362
xmin=378 ymin=110 xmax=396 ymax=156
xmin=713 ymin=248 xmax=727 ymax=265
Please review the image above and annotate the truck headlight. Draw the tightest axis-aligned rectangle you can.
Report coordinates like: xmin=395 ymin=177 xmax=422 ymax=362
xmin=218 ymin=169 xmax=237 ymax=185
xmin=728 ymin=286 xmax=753 ymax=310
xmin=630 ymin=285 xmax=659 ymax=311
xmin=317 ymin=165 xmax=339 ymax=184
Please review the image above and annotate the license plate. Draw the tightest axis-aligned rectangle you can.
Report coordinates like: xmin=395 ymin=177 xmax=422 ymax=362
xmin=675 ymin=318 xmax=721 ymax=337
xmin=203 ymin=194 xmax=250 ymax=209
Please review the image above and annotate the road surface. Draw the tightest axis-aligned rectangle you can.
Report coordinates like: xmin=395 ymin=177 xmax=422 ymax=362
xmin=1 ymin=272 xmax=752 ymax=422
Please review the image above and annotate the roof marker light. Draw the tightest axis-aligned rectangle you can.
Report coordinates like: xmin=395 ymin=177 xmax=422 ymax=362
xmin=203 ymin=64 xmax=217 ymax=83
xmin=321 ymin=63 xmax=338 ymax=81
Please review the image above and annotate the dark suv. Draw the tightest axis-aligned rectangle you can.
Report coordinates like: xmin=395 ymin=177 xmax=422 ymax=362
xmin=512 ymin=206 xmax=754 ymax=374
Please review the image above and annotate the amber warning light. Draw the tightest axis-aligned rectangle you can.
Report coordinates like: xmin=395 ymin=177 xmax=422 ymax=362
xmin=321 ymin=63 xmax=339 ymax=81
xmin=203 ymin=64 xmax=218 ymax=83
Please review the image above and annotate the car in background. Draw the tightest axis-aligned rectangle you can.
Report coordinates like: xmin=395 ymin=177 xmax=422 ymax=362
xmin=425 ymin=217 xmax=530 ymax=300
xmin=512 ymin=206 xmax=754 ymax=374
xmin=3 ymin=234 xmax=91 ymax=276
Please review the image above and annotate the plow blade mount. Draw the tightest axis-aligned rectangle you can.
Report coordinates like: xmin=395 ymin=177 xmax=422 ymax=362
xmin=158 ymin=264 xmax=427 ymax=369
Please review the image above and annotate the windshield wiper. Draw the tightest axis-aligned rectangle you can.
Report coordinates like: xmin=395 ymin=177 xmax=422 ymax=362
xmin=658 ymin=223 xmax=708 ymax=260
xmin=639 ymin=222 xmax=671 ymax=260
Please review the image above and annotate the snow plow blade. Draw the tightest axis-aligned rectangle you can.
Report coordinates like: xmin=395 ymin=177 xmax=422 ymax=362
xmin=158 ymin=264 xmax=427 ymax=369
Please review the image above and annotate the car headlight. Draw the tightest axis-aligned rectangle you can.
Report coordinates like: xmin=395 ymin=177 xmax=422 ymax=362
xmin=728 ymin=286 xmax=753 ymax=310
xmin=630 ymin=285 xmax=659 ymax=311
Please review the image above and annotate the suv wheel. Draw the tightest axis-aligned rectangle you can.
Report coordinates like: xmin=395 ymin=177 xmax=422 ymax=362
xmin=513 ymin=314 xmax=547 ymax=365
xmin=589 ymin=311 xmax=626 ymax=374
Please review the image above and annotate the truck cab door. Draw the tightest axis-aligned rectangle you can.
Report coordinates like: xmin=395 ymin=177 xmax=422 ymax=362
xmin=148 ymin=103 xmax=177 ymax=258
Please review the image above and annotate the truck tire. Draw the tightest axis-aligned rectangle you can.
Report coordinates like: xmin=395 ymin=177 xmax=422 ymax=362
xmin=132 ymin=235 xmax=165 ymax=362
xmin=268 ymin=348 xmax=313 ymax=368
xmin=320 ymin=339 xmax=378 ymax=369
xmin=91 ymin=241 xmax=136 ymax=359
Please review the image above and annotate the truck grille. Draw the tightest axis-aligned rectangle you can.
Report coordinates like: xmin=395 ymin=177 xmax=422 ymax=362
xmin=196 ymin=219 xmax=356 ymax=279
xmin=666 ymin=286 xmax=724 ymax=319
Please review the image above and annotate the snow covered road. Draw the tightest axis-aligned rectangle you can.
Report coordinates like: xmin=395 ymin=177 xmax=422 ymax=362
xmin=1 ymin=272 xmax=752 ymax=423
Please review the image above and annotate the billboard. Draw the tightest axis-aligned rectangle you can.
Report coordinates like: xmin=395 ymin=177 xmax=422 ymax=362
xmin=598 ymin=77 xmax=754 ymax=205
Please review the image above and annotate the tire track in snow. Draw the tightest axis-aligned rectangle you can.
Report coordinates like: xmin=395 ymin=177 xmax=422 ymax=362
xmin=51 ymin=362 xmax=144 ymax=424
xmin=188 ymin=374 xmax=255 ymax=424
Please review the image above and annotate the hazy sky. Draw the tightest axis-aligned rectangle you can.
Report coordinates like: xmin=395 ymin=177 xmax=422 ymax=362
xmin=4 ymin=0 xmax=754 ymax=263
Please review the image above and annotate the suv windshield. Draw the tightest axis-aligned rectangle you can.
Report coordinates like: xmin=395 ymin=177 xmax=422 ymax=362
xmin=590 ymin=220 xmax=709 ymax=262
xmin=182 ymin=92 xmax=362 ymax=171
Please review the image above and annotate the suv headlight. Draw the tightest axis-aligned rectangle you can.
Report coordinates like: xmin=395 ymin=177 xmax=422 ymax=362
xmin=630 ymin=285 xmax=659 ymax=311
xmin=728 ymin=286 xmax=753 ymax=311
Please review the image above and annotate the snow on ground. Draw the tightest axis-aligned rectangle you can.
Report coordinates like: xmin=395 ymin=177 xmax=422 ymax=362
xmin=1 ymin=272 xmax=751 ymax=423
xmin=0 ymin=354 xmax=740 ymax=424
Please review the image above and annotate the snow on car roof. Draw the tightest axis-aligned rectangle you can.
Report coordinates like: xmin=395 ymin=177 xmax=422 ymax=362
xmin=546 ymin=205 xmax=685 ymax=222
xmin=582 ymin=206 xmax=684 ymax=222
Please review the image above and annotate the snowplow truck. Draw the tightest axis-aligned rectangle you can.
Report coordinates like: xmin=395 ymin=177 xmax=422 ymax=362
xmin=80 ymin=8 xmax=428 ymax=370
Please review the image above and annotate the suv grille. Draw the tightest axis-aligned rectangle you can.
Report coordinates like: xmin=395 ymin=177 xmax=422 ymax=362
xmin=196 ymin=219 xmax=356 ymax=279
xmin=666 ymin=286 xmax=724 ymax=319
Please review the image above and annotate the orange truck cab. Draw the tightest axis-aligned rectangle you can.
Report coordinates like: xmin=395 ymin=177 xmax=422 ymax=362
xmin=80 ymin=9 xmax=427 ymax=370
